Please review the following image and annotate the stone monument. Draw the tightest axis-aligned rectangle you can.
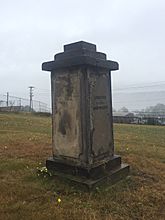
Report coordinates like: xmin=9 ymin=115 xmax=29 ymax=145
xmin=42 ymin=41 xmax=129 ymax=188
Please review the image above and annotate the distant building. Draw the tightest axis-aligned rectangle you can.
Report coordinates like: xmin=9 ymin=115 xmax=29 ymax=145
xmin=113 ymin=112 xmax=134 ymax=124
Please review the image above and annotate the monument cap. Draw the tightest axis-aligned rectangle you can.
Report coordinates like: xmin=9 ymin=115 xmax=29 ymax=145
xmin=64 ymin=41 xmax=96 ymax=52
xmin=42 ymin=41 xmax=119 ymax=71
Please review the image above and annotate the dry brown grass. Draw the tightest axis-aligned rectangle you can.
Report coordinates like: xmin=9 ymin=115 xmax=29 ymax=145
xmin=0 ymin=113 xmax=165 ymax=220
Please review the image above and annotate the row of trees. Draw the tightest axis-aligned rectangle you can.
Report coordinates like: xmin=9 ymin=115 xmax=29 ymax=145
xmin=114 ymin=103 xmax=165 ymax=116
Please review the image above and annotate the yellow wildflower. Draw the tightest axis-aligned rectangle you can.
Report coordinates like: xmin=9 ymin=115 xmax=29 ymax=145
xmin=57 ymin=198 xmax=61 ymax=203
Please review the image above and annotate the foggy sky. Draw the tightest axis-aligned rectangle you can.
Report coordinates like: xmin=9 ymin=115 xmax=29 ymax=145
xmin=0 ymin=0 xmax=165 ymax=105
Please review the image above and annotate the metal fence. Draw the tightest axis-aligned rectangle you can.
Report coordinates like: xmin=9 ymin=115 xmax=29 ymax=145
xmin=0 ymin=94 xmax=51 ymax=113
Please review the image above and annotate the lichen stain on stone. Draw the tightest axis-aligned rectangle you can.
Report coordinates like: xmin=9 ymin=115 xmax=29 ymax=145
xmin=55 ymin=74 xmax=73 ymax=98
xmin=53 ymin=70 xmax=82 ymax=158
xmin=66 ymin=74 xmax=73 ymax=97
xmin=88 ymin=70 xmax=113 ymax=157
xmin=58 ymin=110 xmax=71 ymax=135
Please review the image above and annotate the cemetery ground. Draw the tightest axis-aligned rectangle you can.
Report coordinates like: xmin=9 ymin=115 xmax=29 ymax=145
xmin=0 ymin=113 xmax=165 ymax=220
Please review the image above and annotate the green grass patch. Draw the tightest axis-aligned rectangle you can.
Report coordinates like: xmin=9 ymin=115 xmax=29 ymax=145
xmin=0 ymin=113 xmax=165 ymax=220
xmin=0 ymin=159 xmax=28 ymax=173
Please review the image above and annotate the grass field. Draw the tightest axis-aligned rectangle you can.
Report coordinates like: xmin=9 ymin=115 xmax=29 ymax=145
xmin=0 ymin=113 xmax=165 ymax=220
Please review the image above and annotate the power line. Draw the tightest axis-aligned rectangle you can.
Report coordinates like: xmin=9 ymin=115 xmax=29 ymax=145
xmin=36 ymin=87 xmax=51 ymax=92
xmin=113 ymin=98 xmax=165 ymax=104
xmin=113 ymin=83 xmax=165 ymax=91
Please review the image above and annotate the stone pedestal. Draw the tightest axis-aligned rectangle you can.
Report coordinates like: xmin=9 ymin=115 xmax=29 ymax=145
xmin=42 ymin=41 xmax=129 ymax=188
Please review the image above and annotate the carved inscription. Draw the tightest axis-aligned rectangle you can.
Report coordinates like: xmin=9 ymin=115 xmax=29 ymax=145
xmin=89 ymin=71 xmax=113 ymax=158
xmin=93 ymin=96 xmax=108 ymax=110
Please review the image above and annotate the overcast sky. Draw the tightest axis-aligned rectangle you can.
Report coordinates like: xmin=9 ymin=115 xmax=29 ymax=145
xmin=0 ymin=0 xmax=165 ymax=104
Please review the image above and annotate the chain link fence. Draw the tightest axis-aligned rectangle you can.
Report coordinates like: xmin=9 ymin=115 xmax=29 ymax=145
xmin=0 ymin=94 xmax=51 ymax=113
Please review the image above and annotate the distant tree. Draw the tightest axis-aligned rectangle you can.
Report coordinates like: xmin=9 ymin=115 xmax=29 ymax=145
xmin=145 ymin=103 xmax=165 ymax=117
xmin=119 ymin=107 xmax=129 ymax=112
xmin=145 ymin=103 xmax=165 ymax=115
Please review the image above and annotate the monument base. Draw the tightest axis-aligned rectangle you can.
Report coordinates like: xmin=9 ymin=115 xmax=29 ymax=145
xmin=46 ymin=155 xmax=129 ymax=189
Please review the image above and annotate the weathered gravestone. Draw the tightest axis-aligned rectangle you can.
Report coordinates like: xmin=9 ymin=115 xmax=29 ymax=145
xmin=42 ymin=41 xmax=129 ymax=188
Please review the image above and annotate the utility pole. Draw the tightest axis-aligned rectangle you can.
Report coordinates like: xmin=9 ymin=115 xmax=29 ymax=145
xmin=28 ymin=86 xmax=34 ymax=112
xmin=6 ymin=92 xmax=9 ymax=107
